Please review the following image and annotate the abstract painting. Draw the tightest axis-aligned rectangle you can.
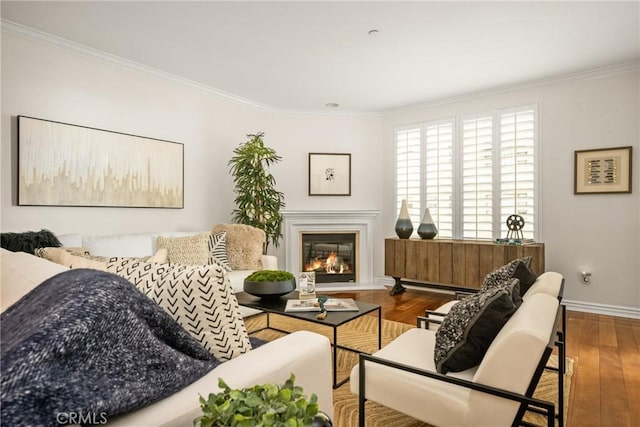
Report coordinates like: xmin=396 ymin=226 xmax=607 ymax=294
xmin=18 ymin=116 xmax=184 ymax=208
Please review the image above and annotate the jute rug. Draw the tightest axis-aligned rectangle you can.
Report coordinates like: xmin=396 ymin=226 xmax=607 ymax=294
xmin=245 ymin=314 xmax=574 ymax=427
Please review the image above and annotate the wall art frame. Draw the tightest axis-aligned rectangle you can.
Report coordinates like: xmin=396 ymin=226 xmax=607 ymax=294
xmin=308 ymin=152 xmax=351 ymax=196
xmin=17 ymin=115 xmax=184 ymax=208
xmin=574 ymin=146 xmax=632 ymax=194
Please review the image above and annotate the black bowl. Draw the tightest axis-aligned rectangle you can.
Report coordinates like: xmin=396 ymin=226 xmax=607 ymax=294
xmin=243 ymin=279 xmax=296 ymax=298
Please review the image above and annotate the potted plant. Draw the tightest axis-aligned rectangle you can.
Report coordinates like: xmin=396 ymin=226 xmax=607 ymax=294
xmin=229 ymin=132 xmax=285 ymax=254
xmin=194 ymin=374 xmax=332 ymax=427
xmin=243 ymin=270 xmax=296 ymax=299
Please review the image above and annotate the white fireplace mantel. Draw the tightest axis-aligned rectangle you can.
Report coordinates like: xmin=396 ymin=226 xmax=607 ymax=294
xmin=281 ymin=210 xmax=379 ymax=283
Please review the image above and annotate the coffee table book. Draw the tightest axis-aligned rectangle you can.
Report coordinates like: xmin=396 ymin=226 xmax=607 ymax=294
xmin=285 ymin=298 xmax=358 ymax=312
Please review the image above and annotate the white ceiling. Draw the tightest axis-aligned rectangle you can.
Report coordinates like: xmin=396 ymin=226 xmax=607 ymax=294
xmin=2 ymin=1 xmax=639 ymax=113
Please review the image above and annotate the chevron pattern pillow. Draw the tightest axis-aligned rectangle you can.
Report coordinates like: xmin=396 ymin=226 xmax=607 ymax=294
xmin=106 ymin=259 xmax=251 ymax=361
xmin=157 ymin=232 xmax=231 ymax=271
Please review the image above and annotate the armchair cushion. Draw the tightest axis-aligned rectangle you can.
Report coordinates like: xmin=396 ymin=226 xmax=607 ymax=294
xmin=434 ymin=281 xmax=519 ymax=374
xmin=212 ymin=224 xmax=265 ymax=270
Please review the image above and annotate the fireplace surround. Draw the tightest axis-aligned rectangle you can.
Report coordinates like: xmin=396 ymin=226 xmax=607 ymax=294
xmin=282 ymin=210 xmax=379 ymax=284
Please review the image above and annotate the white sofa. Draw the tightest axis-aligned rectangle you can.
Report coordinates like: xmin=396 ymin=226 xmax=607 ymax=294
xmin=1 ymin=248 xmax=334 ymax=425
xmin=56 ymin=231 xmax=278 ymax=292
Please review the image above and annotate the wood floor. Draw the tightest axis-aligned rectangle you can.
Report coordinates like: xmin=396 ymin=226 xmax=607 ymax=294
xmin=327 ymin=287 xmax=640 ymax=427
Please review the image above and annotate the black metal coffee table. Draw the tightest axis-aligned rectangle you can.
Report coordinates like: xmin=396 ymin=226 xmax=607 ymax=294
xmin=236 ymin=291 xmax=382 ymax=389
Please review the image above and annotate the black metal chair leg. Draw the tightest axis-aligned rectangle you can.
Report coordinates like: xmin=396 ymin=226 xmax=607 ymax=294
xmin=359 ymin=357 xmax=366 ymax=427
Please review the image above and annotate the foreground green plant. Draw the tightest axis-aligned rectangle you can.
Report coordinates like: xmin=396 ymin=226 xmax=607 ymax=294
xmin=194 ymin=374 xmax=318 ymax=427
xmin=245 ymin=270 xmax=295 ymax=283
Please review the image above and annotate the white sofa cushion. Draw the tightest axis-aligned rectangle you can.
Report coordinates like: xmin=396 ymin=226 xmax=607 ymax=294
xmin=109 ymin=331 xmax=334 ymax=426
xmin=1 ymin=249 xmax=69 ymax=312
xmin=107 ymin=259 xmax=251 ymax=361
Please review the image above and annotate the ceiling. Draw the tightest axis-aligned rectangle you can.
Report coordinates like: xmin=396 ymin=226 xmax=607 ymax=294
xmin=2 ymin=1 xmax=639 ymax=113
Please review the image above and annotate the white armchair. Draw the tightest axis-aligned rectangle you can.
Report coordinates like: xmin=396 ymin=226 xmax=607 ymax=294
xmin=350 ymin=293 xmax=562 ymax=427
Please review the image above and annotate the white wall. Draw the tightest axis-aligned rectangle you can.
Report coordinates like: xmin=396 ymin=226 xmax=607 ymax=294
xmin=382 ymin=70 xmax=640 ymax=312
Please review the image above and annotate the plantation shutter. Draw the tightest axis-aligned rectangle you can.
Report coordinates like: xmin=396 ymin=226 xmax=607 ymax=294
xmin=461 ymin=116 xmax=493 ymax=240
xmin=499 ymin=107 xmax=536 ymax=239
xmin=424 ymin=120 xmax=454 ymax=238
xmin=395 ymin=127 xmax=422 ymax=229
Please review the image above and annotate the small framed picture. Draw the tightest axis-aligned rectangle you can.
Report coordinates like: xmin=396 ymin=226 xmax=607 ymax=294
xmin=574 ymin=146 xmax=632 ymax=194
xmin=308 ymin=153 xmax=351 ymax=196
xmin=298 ymin=271 xmax=316 ymax=300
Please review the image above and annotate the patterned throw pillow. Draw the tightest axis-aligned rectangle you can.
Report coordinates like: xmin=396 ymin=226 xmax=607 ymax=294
xmin=36 ymin=248 xmax=168 ymax=270
xmin=106 ymin=258 xmax=250 ymax=361
xmin=157 ymin=232 xmax=231 ymax=271
xmin=35 ymin=247 xmax=92 ymax=264
xmin=434 ymin=280 xmax=519 ymax=374
xmin=480 ymin=256 xmax=532 ymax=292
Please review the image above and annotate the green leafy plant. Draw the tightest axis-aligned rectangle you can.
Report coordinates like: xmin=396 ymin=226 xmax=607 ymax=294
xmin=194 ymin=374 xmax=319 ymax=427
xmin=229 ymin=132 xmax=285 ymax=254
xmin=245 ymin=270 xmax=295 ymax=283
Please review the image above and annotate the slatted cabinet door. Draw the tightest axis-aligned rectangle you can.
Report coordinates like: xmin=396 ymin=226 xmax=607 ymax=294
xmin=385 ymin=238 xmax=545 ymax=290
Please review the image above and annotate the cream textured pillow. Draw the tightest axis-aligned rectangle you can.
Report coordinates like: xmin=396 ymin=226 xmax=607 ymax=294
xmin=212 ymin=224 xmax=264 ymax=270
xmin=106 ymin=258 xmax=251 ymax=361
xmin=156 ymin=232 xmax=230 ymax=271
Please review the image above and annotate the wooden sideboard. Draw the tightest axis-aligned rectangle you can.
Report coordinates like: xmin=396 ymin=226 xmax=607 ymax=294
xmin=385 ymin=238 xmax=545 ymax=293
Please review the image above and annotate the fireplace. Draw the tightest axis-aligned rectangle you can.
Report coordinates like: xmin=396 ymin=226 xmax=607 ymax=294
xmin=282 ymin=210 xmax=379 ymax=284
xmin=301 ymin=233 xmax=357 ymax=283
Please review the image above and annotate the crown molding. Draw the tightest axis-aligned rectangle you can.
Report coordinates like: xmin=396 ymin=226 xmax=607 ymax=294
xmin=3 ymin=19 xmax=638 ymax=117
xmin=384 ymin=60 xmax=640 ymax=116
xmin=1 ymin=19 xmax=277 ymax=113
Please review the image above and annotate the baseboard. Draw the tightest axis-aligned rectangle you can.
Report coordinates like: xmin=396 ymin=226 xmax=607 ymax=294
xmin=377 ymin=277 xmax=640 ymax=319
xmin=561 ymin=299 xmax=640 ymax=319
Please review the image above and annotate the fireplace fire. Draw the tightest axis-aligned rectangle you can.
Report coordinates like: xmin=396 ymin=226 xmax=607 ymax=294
xmin=301 ymin=232 xmax=356 ymax=283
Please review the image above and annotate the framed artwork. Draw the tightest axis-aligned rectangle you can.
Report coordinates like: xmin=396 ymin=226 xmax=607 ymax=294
xmin=308 ymin=153 xmax=351 ymax=196
xmin=574 ymin=146 xmax=632 ymax=194
xmin=18 ymin=115 xmax=184 ymax=208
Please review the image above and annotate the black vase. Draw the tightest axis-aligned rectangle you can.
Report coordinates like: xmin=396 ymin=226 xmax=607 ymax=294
xmin=417 ymin=208 xmax=438 ymax=239
xmin=395 ymin=199 xmax=413 ymax=239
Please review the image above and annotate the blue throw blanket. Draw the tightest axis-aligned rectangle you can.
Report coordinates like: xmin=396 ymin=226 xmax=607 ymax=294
xmin=1 ymin=269 xmax=221 ymax=426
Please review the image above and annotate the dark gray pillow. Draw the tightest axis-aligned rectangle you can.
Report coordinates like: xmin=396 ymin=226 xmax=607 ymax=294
xmin=0 ymin=229 xmax=61 ymax=254
xmin=434 ymin=281 xmax=518 ymax=374
xmin=480 ymin=256 xmax=531 ymax=291
xmin=512 ymin=261 xmax=538 ymax=296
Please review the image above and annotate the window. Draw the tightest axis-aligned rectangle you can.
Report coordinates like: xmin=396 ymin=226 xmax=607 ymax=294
xmin=394 ymin=105 xmax=537 ymax=240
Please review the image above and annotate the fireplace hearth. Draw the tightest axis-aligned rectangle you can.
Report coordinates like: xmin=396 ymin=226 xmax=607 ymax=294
xmin=301 ymin=233 xmax=356 ymax=283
